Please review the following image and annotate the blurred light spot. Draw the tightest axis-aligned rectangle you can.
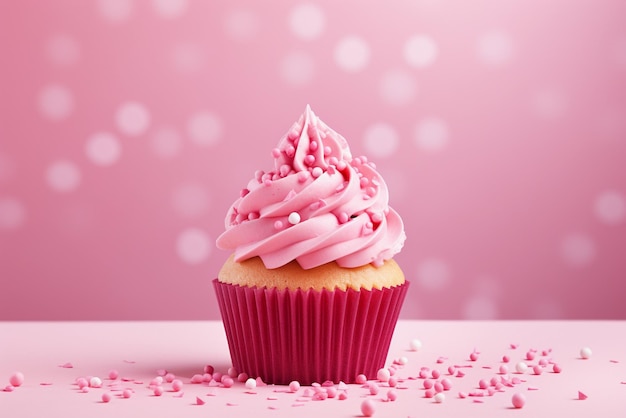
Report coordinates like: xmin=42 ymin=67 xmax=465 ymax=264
xmin=414 ymin=117 xmax=449 ymax=152
xmin=172 ymin=183 xmax=209 ymax=218
xmin=462 ymin=295 xmax=498 ymax=319
xmin=0 ymin=154 xmax=15 ymax=183
xmin=404 ymin=35 xmax=438 ymax=68
xmin=85 ymin=132 xmax=121 ymax=166
xmin=594 ymin=190 xmax=625 ymax=225
xmin=176 ymin=228 xmax=211 ymax=264
xmin=560 ymin=233 xmax=595 ymax=267
xmin=38 ymin=84 xmax=74 ymax=121
xmin=0 ymin=197 xmax=26 ymax=230
xmin=532 ymin=89 xmax=567 ymax=119
xmin=289 ymin=3 xmax=326 ymax=41
xmin=334 ymin=35 xmax=370 ymax=73
xmin=115 ymin=102 xmax=150 ymax=137
xmin=224 ymin=8 xmax=260 ymax=42
xmin=45 ymin=34 xmax=80 ymax=67
xmin=151 ymin=126 xmax=182 ymax=158
xmin=379 ymin=69 xmax=416 ymax=106
xmin=172 ymin=43 xmax=206 ymax=73
xmin=362 ymin=123 xmax=399 ymax=158
xmin=417 ymin=258 xmax=450 ymax=291
xmin=152 ymin=0 xmax=188 ymax=19
xmin=96 ymin=0 xmax=133 ymax=23
xmin=477 ymin=31 xmax=513 ymax=67
xmin=187 ymin=111 xmax=222 ymax=147
xmin=280 ymin=51 xmax=315 ymax=86
xmin=46 ymin=160 xmax=81 ymax=193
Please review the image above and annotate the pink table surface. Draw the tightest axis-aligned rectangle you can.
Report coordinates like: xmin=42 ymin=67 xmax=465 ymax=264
xmin=1 ymin=320 xmax=625 ymax=417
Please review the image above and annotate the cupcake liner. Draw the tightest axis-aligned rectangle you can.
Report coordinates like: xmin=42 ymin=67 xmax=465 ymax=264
xmin=213 ymin=278 xmax=409 ymax=385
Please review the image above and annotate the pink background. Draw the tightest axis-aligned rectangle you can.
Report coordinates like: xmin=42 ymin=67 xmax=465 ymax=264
xmin=0 ymin=0 xmax=625 ymax=320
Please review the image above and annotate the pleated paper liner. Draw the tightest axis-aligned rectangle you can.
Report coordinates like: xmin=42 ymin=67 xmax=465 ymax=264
xmin=213 ymin=278 xmax=409 ymax=385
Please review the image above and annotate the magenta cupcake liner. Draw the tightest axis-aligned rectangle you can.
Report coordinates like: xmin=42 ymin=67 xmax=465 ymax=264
xmin=213 ymin=278 xmax=409 ymax=385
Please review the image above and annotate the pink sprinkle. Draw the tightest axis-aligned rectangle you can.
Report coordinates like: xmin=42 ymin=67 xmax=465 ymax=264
xmin=157 ymin=369 xmax=168 ymax=376
xmin=268 ymin=406 xmax=279 ymax=410
xmin=487 ymin=387 xmax=496 ymax=396
xmin=355 ymin=374 xmax=367 ymax=384
xmin=447 ymin=366 xmax=456 ymax=375
xmin=512 ymin=393 xmax=525 ymax=408
xmin=165 ymin=373 xmax=176 ymax=383
xmin=122 ymin=389 xmax=132 ymax=398
xmin=610 ymin=360 xmax=620 ymax=363
xmin=237 ymin=373 xmax=248 ymax=382
xmin=458 ymin=392 xmax=467 ymax=399
xmin=469 ymin=352 xmax=479 ymax=362
xmin=387 ymin=389 xmax=397 ymax=401
xmin=272 ymin=148 xmax=281 ymax=158
xmin=4 ymin=385 xmax=14 ymax=392
xmin=174 ymin=391 xmax=185 ymax=398
xmin=327 ymin=387 xmax=338 ymax=398
xmin=528 ymin=386 xmax=539 ymax=391
xmin=431 ymin=369 xmax=441 ymax=379
xmin=361 ymin=399 xmax=376 ymax=417
xmin=222 ymin=377 xmax=234 ymax=388
xmin=424 ymin=389 xmax=435 ymax=398
xmin=533 ymin=365 xmax=543 ymax=375
xmin=190 ymin=374 xmax=203 ymax=384
xmin=101 ymin=392 xmax=112 ymax=403
xmin=418 ymin=369 xmax=429 ymax=379
xmin=456 ymin=370 xmax=465 ymax=378
xmin=338 ymin=381 xmax=348 ymax=390
xmin=578 ymin=391 xmax=588 ymax=400
xmin=60 ymin=362 xmax=73 ymax=368
xmin=226 ymin=402 xmax=238 ymax=407
xmin=40 ymin=382 xmax=53 ymax=386
xmin=108 ymin=370 xmax=119 ymax=380
xmin=434 ymin=382 xmax=444 ymax=393
xmin=526 ymin=351 xmax=535 ymax=361
xmin=553 ymin=364 xmax=562 ymax=373
xmin=388 ymin=377 xmax=398 ymax=387
xmin=499 ymin=365 xmax=508 ymax=374
xmin=121 ymin=377 xmax=133 ymax=382
xmin=76 ymin=378 xmax=89 ymax=389
xmin=312 ymin=392 xmax=328 ymax=401
xmin=423 ymin=379 xmax=434 ymax=389
xmin=441 ymin=378 xmax=452 ymax=391
xmin=288 ymin=381 xmax=300 ymax=392
xmin=338 ymin=392 xmax=348 ymax=400
xmin=510 ymin=343 xmax=519 ymax=349
xmin=203 ymin=365 xmax=214 ymax=375
xmin=473 ymin=399 xmax=484 ymax=403
xmin=502 ymin=355 xmax=510 ymax=363
xmin=153 ymin=386 xmax=164 ymax=396
xmin=172 ymin=379 xmax=183 ymax=392
xmin=9 ymin=372 xmax=24 ymax=387
xmin=196 ymin=396 xmax=205 ymax=405
xmin=256 ymin=377 xmax=267 ymax=386
xmin=377 ymin=368 xmax=390 ymax=382
xmin=368 ymin=382 xmax=379 ymax=395
xmin=478 ymin=379 xmax=489 ymax=390
xmin=538 ymin=358 xmax=549 ymax=367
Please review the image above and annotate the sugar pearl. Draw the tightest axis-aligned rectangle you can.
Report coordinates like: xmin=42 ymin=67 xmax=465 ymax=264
xmin=89 ymin=377 xmax=102 ymax=388
xmin=515 ymin=361 xmax=528 ymax=373
xmin=122 ymin=389 xmax=132 ymax=398
xmin=245 ymin=378 xmax=256 ymax=390
xmin=288 ymin=212 xmax=301 ymax=225
xmin=108 ymin=370 xmax=119 ymax=380
xmin=409 ymin=339 xmax=422 ymax=351
xmin=361 ymin=399 xmax=375 ymax=417
xmin=511 ymin=393 xmax=526 ymax=408
xmin=434 ymin=392 xmax=445 ymax=403
xmin=101 ymin=392 xmax=112 ymax=403
xmin=580 ymin=347 xmax=592 ymax=359
xmin=376 ymin=368 xmax=390 ymax=382
xmin=9 ymin=372 xmax=24 ymax=387
xmin=172 ymin=379 xmax=183 ymax=392
xmin=355 ymin=374 xmax=367 ymax=384
xmin=289 ymin=381 xmax=300 ymax=392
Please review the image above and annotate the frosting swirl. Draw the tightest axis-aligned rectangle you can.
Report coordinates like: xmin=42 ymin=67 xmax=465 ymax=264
xmin=216 ymin=105 xmax=405 ymax=269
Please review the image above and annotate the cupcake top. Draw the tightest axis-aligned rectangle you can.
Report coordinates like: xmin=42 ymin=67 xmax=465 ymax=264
xmin=216 ymin=105 xmax=405 ymax=270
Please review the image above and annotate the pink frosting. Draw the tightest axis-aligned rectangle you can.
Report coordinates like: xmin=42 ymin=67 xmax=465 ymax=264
xmin=216 ymin=105 xmax=405 ymax=269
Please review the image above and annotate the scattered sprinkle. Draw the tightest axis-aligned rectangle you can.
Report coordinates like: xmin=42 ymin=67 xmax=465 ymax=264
xmin=59 ymin=362 xmax=74 ymax=368
xmin=512 ymin=393 xmax=526 ymax=408
xmin=196 ymin=396 xmax=205 ymax=405
xmin=361 ymin=399 xmax=376 ymax=417
xmin=9 ymin=372 xmax=24 ymax=387
xmin=580 ymin=347 xmax=593 ymax=359
xmin=578 ymin=391 xmax=588 ymax=400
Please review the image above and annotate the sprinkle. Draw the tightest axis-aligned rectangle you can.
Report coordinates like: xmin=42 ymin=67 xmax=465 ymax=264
xmin=368 ymin=382 xmax=379 ymax=395
xmin=578 ymin=391 xmax=588 ymax=400
xmin=165 ymin=373 xmax=176 ymax=383
xmin=196 ymin=396 xmax=205 ymax=405
xmin=108 ymin=370 xmax=119 ymax=380
xmin=423 ymin=379 xmax=433 ymax=389
xmin=469 ymin=352 xmax=479 ymax=361
xmin=76 ymin=378 xmax=88 ymax=389
xmin=478 ymin=379 xmax=489 ymax=390
xmin=532 ymin=365 xmax=543 ymax=375
xmin=338 ymin=391 xmax=348 ymax=400
xmin=499 ymin=365 xmax=509 ymax=374
xmin=512 ymin=393 xmax=525 ymax=408
xmin=123 ymin=359 xmax=136 ymax=364
xmin=527 ymin=386 xmax=539 ymax=391
xmin=338 ymin=381 xmax=348 ymax=390
xmin=158 ymin=368 xmax=169 ymax=376
xmin=288 ymin=212 xmax=301 ymax=225
xmin=122 ymin=389 xmax=132 ymax=398
xmin=473 ymin=399 xmax=484 ymax=403
xmin=388 ymin=377 xmax=398 ymax=387
xmin=174 ymin=391 xmax=185 ymax=398
xmin=326 ymin=387 xmax=338 ymax=398
xmin=355 ymin=374 xmax=367 ymax=384
xmin=226 ymin=402 xmax=238 ymax=406
xmin=237 ymin=373 xmax=248 ymax=382
xmin=311 ymin=167 xmax=323 ymax=178
xmin=153 ymin=386 xmax=164 ymax=396
xmin=190 ymin=374 xmax=203 ymax=384
xmin=458 ymin=392 xmax=467 ymax=399
xmin=610 ymin=359 xmax=620 ymax=363
xmin=361 ymin=399 xmax=376 ymax=417
xmin=510 ymin=343 xmax=519 ymax=349
xmin=288 ymin=381 xmax=300 ymax=392
xmin=172 ymin=379 xmax=183 ymax=392
xmin=59 ymin=362 xmax=74 ymax=368
xmin=424 ymin=389 xmax=435 ymax=398
xmin=409 ymin=339 xmax=422 ymax=351
xmin=9 ymin=372 xmax=24 ymax=387
xmin=245 ymin=378 xmax=257 ymax=390
xmin=441 ymin=378 xmax=452 ymax=391
xmin=3 ymin=385 xmax=14 ymax=392
xmin=377 ymin=368 xmax=390 ymax=382
xmin=272 ymin=148 xmax=281 ymax=158
xmin=580 ymin=347 xmax=592 ymax=359
xmin=222 ymin=377 xmax=234 ymax=388
xmin=40 ymin=382 xmax=53 ymax=386
xmin=502 ymin=355 xmax=510 ymax=363
xmin=90 ymin=377 xmax=103 ymax=388
xmin=515 ymin=362 xmax=528 ymax=374
xmin=431 ymin=369 xmax=441 ymax=379
xmin=434 ymin=392 xmax=445 ymax=403
xmin=456 ymin=370 xmax=465 ymax=378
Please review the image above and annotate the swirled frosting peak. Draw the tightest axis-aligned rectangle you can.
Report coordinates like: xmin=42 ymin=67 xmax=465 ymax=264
xmin=216 ymin=105 xmax=405 ymax=269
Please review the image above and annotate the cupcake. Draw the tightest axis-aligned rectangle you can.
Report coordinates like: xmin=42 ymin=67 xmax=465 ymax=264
xmin=213 ymin=105 xmax=408 ymax=385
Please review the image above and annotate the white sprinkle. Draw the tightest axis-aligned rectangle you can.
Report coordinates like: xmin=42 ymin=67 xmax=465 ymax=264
xmin=245 ymin=378 xmax=256 ymax=390
xmin=515 ymin=362 xmax=528 ymax=374
xmin=409 ymin=339 xmax=422 ymax=351
xmin=288 ymin=212 xmax=301 ymax=225
xmin=580 ymin=347 xmax=592 ymax=359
